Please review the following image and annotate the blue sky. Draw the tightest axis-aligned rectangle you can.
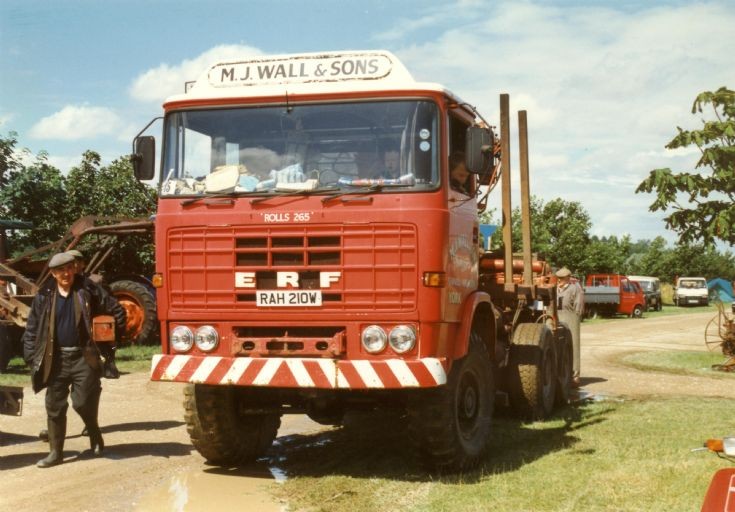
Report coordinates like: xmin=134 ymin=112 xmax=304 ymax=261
xmin=1 ymin=0 xmax=733 ymax=245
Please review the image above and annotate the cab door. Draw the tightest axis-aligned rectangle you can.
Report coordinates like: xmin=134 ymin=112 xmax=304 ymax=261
xmin=619 ymin=277 xmax=638 ymax=315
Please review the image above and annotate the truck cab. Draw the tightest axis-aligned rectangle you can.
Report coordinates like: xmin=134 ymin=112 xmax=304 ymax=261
xmin=133 ymin=50 xmax=568 ymax=472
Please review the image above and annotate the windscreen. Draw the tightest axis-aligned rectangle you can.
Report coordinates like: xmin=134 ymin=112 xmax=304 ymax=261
xmin=160 ymin=100 xmax=439 ymax=196
xmin=679 ymin=279 xmax=706 ymax=289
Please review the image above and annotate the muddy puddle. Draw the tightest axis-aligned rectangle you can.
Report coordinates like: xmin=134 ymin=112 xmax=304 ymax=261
xmin=133 ymin=415 xmax=328 ymax=512
xmin=133 ymin=465 xmax=286 ymax=512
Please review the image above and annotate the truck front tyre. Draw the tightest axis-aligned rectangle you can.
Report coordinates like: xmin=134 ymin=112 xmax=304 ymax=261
xmin=631 ymin=305 xmax=643 ymax=318
xmin=109 ymin=280 xmax=158 ymax=345
xmin=407 ymin=333 xmax=494 ymax=472
xmin=508 ymin=323 xmax=557 ymax=421
xmin=183 ymin=384 xmax=281 ymax=465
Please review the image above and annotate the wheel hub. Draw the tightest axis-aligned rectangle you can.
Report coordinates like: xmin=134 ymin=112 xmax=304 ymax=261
xmin=462 ymin=385 xmax=477 ymax=418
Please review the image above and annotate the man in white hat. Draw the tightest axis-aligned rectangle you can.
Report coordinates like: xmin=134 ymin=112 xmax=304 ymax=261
xmin=555 ymin=267 xmax=584 ymax=387
xmin=22 ymin=252 xmax=126 ymax=467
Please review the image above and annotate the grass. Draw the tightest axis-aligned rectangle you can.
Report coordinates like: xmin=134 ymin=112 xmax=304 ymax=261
xmin=583 ymin=303 xmax=724 ymax=324
xmin=270 ymin=398 xmax=735 ymax=512
xmin=0 ymin=344 xmax=160 ymax=387
xmin=621 ymin=350 xmax=735 ymax=378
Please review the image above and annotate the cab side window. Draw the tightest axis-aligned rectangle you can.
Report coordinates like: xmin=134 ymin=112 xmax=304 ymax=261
xmin=448 ymin=115 xmax=473 ymax=196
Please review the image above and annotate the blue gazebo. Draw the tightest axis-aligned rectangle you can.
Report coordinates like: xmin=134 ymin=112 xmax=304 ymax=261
xmin=707 ymin=278 xmax=735 ymax=302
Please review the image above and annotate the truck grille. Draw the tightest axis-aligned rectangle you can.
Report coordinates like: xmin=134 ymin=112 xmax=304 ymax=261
xmin=167 ymin=224 xmax=417 ymax=312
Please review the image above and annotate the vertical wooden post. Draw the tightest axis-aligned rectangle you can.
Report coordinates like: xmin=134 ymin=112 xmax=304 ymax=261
xmin=519 ymin=110 xmax=532 ymax=286
xmin=500 ymin=94 xmax=513 ymax=288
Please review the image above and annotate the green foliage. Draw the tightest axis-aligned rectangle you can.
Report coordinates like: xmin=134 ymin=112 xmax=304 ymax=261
xmin=0 ymin=131 xmax=26 ymax=189
xmin=637 ymin=87 xmax=735 ymax=246
xmin=510 ymin=196 xmax=592 ymax=274
xmin=0 ymin=131 xmax=157 ymax=276
xmin=503 ymin=194 xmax=735 ymax=281
xmin=0 ymin=153 xmax=69 ymax=252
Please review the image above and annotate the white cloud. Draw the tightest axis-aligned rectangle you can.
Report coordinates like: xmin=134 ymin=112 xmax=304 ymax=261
xmin=129 ymin=44 xmax=265 ymax=104
xmin=388 ymin=1 xmax=735 ymax=241
xmin=29 ymin=105 xmax=122 ymax=140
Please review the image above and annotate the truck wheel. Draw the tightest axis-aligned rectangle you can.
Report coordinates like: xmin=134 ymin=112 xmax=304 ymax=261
xmin=631 ymin=305 xmax=643 ymax=318
xmin=508 ymin=323 xmax=557 ymax=421
xmin=406 ymin=332 xmax=494 ymax=472
xmin=109 ymin=280 xmax=157 ymax=345
xmin=184 ymin=384 xmax=281 ymax=465
xmin=554 ymin=323 xmax=573 ymax=405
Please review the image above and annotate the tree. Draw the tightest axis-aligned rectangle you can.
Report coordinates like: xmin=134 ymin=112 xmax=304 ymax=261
xmin=0 ymin=136 xmax=157 ymax=275
xmin=508 ymin=196 xmax=592 ymax=274
xmin=636 ymin=87 xmax=735 ymax=246
xmin=582 ymin=235 xmax=632 ymax=275
xmin=0 ymin=131 xmax=32 ymax=202
xmin=633 ymin=236 xmax=672 ymax=279
xmin=0 ymin=155 xmax=68 ymax=254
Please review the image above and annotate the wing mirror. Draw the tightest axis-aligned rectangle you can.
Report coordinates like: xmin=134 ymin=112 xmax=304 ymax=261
xmin=131 ymin=136 xmax=155 ymax=181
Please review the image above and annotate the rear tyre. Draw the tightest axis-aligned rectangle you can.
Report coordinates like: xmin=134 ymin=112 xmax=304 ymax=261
xmin=508 ymin=323 xmax=557 ymax=421
xmin=407 ymin=332 xmax=494 ymax=472
xmin=109 ymin=280 xmax=157 ymax=345
xmin=184 ymin=384 xmax=281 ymax=465
xmin=554 ymin=323 xmax=573 ymax=405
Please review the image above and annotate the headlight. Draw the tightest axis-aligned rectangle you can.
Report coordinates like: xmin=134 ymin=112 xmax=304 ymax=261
xmin=389 ymin=325 xmax=416 ymax=353
xmin=171 ymin=326 xmax=194 ymax=352
xmin=195 ymin=325 xmax=219 ymax=352
xmin=361 ymin=325 xmax=387 ymax=353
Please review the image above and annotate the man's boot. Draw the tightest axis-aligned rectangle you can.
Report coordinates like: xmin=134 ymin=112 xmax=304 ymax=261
xmin=103 ymin=346 xmax=119 ymax=379
xmin=87 ymin=423 xmax=104 ymax=456
xmin=39 ymin=428 xmax=49 ymax=442
xmin=80 ymin=388 xmax=104 ymax=456
xmin=37 ymin=416 xmax=65 ymax=468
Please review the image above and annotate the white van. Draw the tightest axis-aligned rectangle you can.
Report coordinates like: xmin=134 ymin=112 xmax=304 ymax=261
xmin=674 ymin=277 xmax=709 ymax=306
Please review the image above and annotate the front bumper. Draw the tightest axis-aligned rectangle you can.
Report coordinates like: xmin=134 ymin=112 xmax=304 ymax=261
xmin=150 ymin=354 xmax=447 ymax=389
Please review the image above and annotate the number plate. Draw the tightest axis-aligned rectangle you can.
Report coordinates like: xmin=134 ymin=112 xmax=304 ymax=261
xmin=256 ymin=290 xmax=323 ymax=307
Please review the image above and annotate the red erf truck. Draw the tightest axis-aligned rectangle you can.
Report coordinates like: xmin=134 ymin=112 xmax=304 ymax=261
xmin=133 ymin=51 xmax=573 ymax=471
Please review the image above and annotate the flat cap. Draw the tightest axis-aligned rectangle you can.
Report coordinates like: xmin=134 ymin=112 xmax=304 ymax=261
xmin=555 ymin=267 xmax=571 ymax=278
xmin=49 ymin=252 xmax=75 ymax=269
xmin=66 ymin=249 xmax=84 ymax=260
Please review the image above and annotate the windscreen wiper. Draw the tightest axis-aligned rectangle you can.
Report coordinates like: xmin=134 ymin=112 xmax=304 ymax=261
xmin=321 ymin=183 xmax=413 ymax=204
xmin=180 ymin=190 xmax=269 ymax=207
xmin=250 ymin=186 xmax=339 ymax=205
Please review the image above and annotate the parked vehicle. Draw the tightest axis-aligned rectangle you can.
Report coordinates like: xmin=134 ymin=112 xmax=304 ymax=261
xmin=628 ymin=275 xmax=662 ymax=311
xmin=134 ymin=50 xmax=573 ymax=471
xmin=583 ymin=274 xmax=646 ymax=318
xmin=674 ymin=276 xmax=709 ymax=307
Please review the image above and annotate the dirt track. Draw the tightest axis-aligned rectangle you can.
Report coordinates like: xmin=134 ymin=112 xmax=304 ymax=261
xmin=0 ymin=309 xmax=729 ymax=511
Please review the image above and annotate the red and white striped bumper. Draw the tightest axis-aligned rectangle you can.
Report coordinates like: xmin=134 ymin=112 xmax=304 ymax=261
xmin=150 ymin=354 xmax=447 ymax=389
